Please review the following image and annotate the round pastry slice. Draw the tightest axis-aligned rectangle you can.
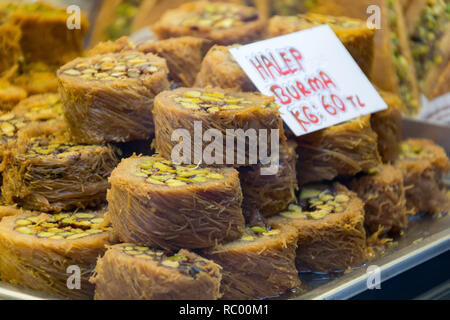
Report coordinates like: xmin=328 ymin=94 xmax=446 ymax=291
xmin=202 ymin=223 xmax=300 ymax=300
xmin=107 ymin=155 xmax=244 ymax=250
xmin=295 ymin=115 xmax=381 ymax=185
xmin=395 ymin=138 xmax=450 ymax=214
xmin=269 ymin=183 xmax=367 ymax=273
xmin=138 ymin=36 xmax=213 ymax=87
xmin=0 ymin=209 xmax=114 ymax=300
xmin=2 ymin=134 xmax=120 ymax=213
xmin=153 ymin=87 xmax=283 ymax=167
xmin=239 ymin=140 xmax=298 ymax=219
xmin=194 ymin=45 xmax=257 ymax=92
xmin=57 ymin=51 xmax=170 ymax=144
xmin=349 ymin=164 xmax=407 ymax=235
xmin=152 ymin=1 xmax=265 ymax=45
xmin=90 ymin=244 xmax=222 ymax=300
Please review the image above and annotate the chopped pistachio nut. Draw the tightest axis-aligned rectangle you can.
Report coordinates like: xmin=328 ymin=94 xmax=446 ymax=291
xmin=134 ymin=156 xmax=225 ymax=186
xmin=62 ymin=53 xmax=159 ymax=81
xmin=387 ymin=0 xmax=420 ymax=112
xmin=180 ymin=4 xmax=258 ymax=29
xmin=0 ymin=112 xmax=26 ymax=139
xmin=240 ymin=225 xmax=280 ymax=242
xmin=23 ymin=96 xmax=63 ymax=121
xmin=19 ymin=137 xmax=101 ymax=159
xmin=411 ymin=0 xmax=449 ymax=83
xmin=281 ymin=186 xmax=350 ymax=220
xmin=14 ymin=213 xmax=110 ymax=240
xmin=173 ymin=90 xmax=279 ymax=113
xmin=398 ymin=142 xmax=432 ymax=160
xmin=120 ymin=245 xmax=194 ymax=270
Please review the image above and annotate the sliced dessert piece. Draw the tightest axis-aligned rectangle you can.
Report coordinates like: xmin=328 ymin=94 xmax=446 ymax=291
xmin=371 ymin=90 xmax=404 ymax=163
xmin=152 ymin=1 xmax=265 ymax=45
xmin=107 ymin=155 xmax=244 ymax=250
xmin=239 ymin=140 xmax=298 ymax=219
xmin=269 ymin=183 xmax=367 ymax=273
xmin=58 ymin=51 xmax=170 ymax=144
xmin=0 ymin=209 xmax=114 ymax=299
xmin=5 ymin=2 xmax=88 ymax=65
xmin=295 ymin=116 xmax=381 ymax=185
xmin=153 ymin=87 xmax=283 ymax=167
xmin=194 ymin=45 xmax=257 ymax=92
xmin=91 ymin=244 xmax=222 ymax=300
xmin=349 ymin=164 xmax=407 ymax=234
xmin=2 ymin=126 xmax=120 ymax=212
xmin=138 ymin=36 xmax=213 ymax=87
xmin=395 ymin=138 xmax=450 ymax=214
xmin=405 ymin=0 xmax=449 ymax=93
xmin=203 ymin=223 xmax=300 ymax=300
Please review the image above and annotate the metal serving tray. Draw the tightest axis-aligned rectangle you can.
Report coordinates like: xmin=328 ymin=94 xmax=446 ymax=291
xmin=0 ymin=118 xmax=449 ymax=300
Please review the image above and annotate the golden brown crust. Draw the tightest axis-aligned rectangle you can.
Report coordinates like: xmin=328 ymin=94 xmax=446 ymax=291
xmin=269 ymin=183 xmax=367 ymax=272
xmin=0 ymin=210 xmax=115 ymax=299
xmin=203 ymin=223 xmax=300 ymax=300
xmin=86 ymin=36 xmax=136 ymax=57
xmin=194 ymin=45 xmax=257 ymax=91
xmin=7 ymin=2 xmax=89 ymax=65
xmin=239 ymin=140 xmax=298 ymax=218
xmin=349 ymin=164 xmax=407 ymax=234
xmin=107 ymin=155 xmax=245 ymax=250
xmin=153 ymin=87 xmax=284 ymax=167
xmin=1 ymin=122 xmax=120 ymax=213
xmin=295 ymin=116 xmax=381 ymax=185
xmin=58 ymin=51 xmax=170 ymax=144
xmin=152 ymin=1 xmax=266 ymax=45
xmin=138 ymin=36 xmax=213 ymax=87
xmin=395 ymin=138 xmax=450 ymax=214
xmin=371 ymin=90 xmax=404 ymax=163
xmin=91 ymin=244 xmax=222 ymax=300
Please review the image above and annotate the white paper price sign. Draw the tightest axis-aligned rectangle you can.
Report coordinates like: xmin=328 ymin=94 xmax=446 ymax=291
xmin=230 ymin=25 xmax=387 ymax=136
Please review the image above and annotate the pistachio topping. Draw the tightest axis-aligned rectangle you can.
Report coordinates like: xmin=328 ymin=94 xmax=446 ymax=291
xmin=119 ymin=246 xmax=206 ymax=277
xmin=173 ymin=90 xmax=279 ymax=112
xmin=61 ymin=53 xmax=159 ymax=81
xmin=239 ymin=225 xmax=281 ymax=242
xmin=0 ymin=112 xmax=26 ymax=139
xmin=19 ymin=137 xmax=101 ymax=159
xmin=410 ymin=0 xmax=449 ymax=84
xmin=180 ymin=3 xmax=258 ymax=30
xmin=280 ymin=186 xmax=350 ymax=220
xmin=14 ymin=213 xmax=110 ymax=239
xmin=22 ymin=95 xmax=63 ymax=121
xmin=134 ymin=156 xmax=225 ymax=186
xmin=387 ymin=0 xmax=420 ymax=112
xmin=398 ymin=142 xmax=432 ymax=160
